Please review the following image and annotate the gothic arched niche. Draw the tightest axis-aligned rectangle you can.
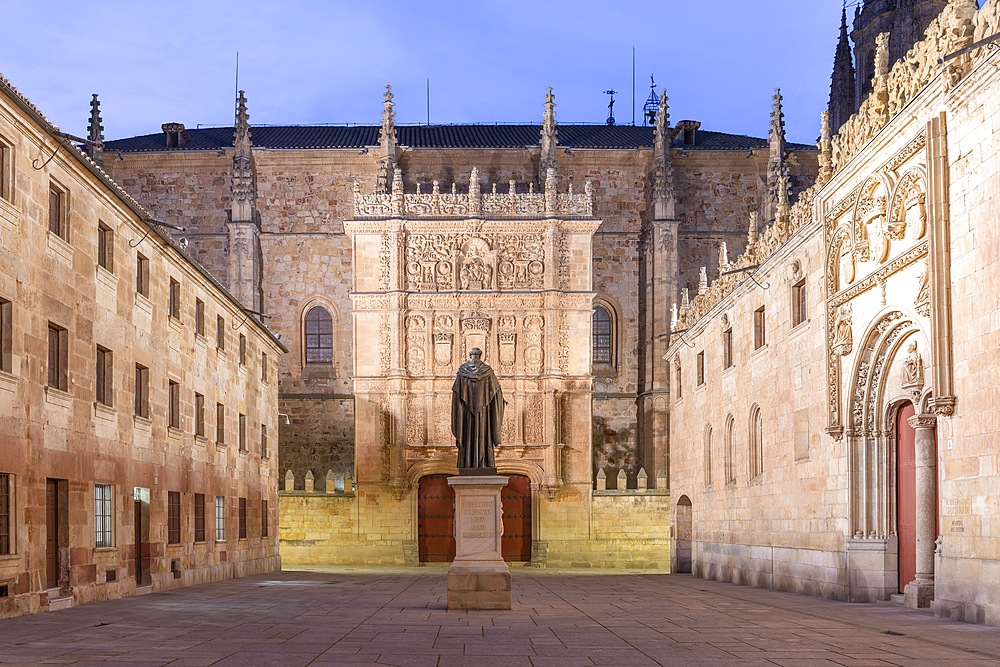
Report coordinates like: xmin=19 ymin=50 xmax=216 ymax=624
xmin=853 ymin=175 xmax=891 ymax=265
xmin=888 ymin=167 xmax=927 ymax=242
xmin=827 ymin=224 xmax=853 ymax=295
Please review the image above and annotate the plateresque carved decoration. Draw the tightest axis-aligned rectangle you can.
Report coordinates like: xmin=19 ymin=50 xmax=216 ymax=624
xmin=831 ymin=304 xmax=853 ymax=357
xmin=901 ymin=340 xmax=925 ymax=404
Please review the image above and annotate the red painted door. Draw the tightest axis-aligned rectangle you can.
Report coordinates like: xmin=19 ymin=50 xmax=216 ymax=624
xmin=501 ymin=475 xmax=532 ymax=562
xmin=418 ymin=475 xmax=455 ymax=563
xmin=897 ymin=402 xmax=916 ymax=593
xmin=417 ymin=474 xmax=533 ymax=563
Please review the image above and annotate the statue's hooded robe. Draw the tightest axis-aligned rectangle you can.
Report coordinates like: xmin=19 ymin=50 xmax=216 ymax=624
xmin=451 ymin=360 xmax=504 ymax=470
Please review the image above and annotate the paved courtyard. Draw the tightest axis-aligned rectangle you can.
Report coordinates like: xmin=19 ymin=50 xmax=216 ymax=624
xmin=1 ymin=567 xmax=999 ymax=666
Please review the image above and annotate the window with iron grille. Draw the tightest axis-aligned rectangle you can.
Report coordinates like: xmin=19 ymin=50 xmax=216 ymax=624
xmin=239 ymin=334 xmax=246 ymax=365
xmin=261 ymin=352 xmax=268 ymax=382
xmin=96 ymin=346 xmax=113 ymax=406
xmin=194 ymin=493 xmax=205 ymax=542
xmin=261 ymin=499 xmax=268 ymax=538
xmin=238 ymin=413 xmax=246 ymax=452
xmin=304 ymin=306 xmax=333 ymax=364
xmin=261 ymin=424 xmax=268 ymax=459
xmin=168 ymin=491 xmax=181 ymax=544
xmin=215 ymin=496 xmax=225 ymax=541
xmin=238 ymin=497 xmax=247 ymax=539
xmin=97 ymin=222 xmax=113 ymax=272
xmin=0 ymin=473 xmax=11 ymax=555
xmin=95 ymin=483 xmax=113 ymax=548
xmin=47 ymin=322 xmax=67 ymax=391
xmin=592 ymin=305 xmax=613 ymax=365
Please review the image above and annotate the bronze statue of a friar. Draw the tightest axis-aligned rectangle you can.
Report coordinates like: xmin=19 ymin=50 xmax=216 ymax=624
xmin=451 ymin=348 xmax=505 ymax=474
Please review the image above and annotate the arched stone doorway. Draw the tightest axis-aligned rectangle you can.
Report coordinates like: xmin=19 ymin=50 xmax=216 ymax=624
xmin=417 ymin=474 xmax=533 ymax=563
xmin=673 ymin=495 xmax=692 ymax=574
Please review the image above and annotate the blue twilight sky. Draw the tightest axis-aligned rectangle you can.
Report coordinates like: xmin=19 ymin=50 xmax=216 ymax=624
xmin=4 ymin=1 xmax=885 ymax=145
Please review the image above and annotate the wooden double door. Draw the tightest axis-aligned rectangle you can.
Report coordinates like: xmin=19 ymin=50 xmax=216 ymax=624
xmin=417 ymin=474 xmax=532 ymax=563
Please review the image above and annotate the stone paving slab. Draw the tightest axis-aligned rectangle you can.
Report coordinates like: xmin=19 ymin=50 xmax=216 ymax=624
xmin=1 ymin=568 xmax=999 ymax=666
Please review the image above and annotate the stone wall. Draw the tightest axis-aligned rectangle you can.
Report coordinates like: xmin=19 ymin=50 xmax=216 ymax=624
xmin=0 ymin=79 xmax=284 ymax=618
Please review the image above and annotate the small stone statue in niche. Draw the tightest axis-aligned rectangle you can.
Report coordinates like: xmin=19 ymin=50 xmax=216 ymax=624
xmin=902 ymin=340 xmax=924 ymax=388
xmin=451 ymin=348 xmax=505 ymax=474
xmin=831 ymin=304 xmax=853 ymax=356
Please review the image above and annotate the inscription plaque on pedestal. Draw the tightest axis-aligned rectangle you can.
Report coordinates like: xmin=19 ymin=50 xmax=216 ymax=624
xmin=447 ymin=476 xmax=512 ymax=610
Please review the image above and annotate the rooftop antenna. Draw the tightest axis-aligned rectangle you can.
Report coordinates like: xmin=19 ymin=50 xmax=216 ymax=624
xmin=426 ymin=78 xmax=430 ymax=125
xmin=235 ymin=52 xmax=239 ymax=112
xmin=643 ymin=75 xmax=660 ymax=126
xmin=604 ymin=89 xmax=617 ymax=126
xmin=631 ymin=47 xmax=636 ymax=126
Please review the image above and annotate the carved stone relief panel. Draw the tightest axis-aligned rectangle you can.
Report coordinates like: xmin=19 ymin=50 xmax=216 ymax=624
xmin=523 ymin=315 xmax=544 ymax=374
xmin=404 ymin=315 xmax=427 ymax=374
xmin=433 ymin=333 xmax=453 ymax=373
xmin=462 ymin=315 xmax=491 ymax=360
xmin=525 ymin=394 xmax=544 ymax=443
xmin=405 ymin=395 xmax=425 ymax=445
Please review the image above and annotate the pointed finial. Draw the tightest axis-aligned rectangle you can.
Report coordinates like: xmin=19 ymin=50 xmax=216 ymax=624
xmin=698 ymin=267 xmax=708 ymax=295
xmin=670 ymin=303 xmax=678 ymax=329
xmin=680 ymin=288 xmax=690 ymax=311
xmin=818 ymin=110 xmax=833 ymax=185
xmin=540 ymin=87 xmax=558 ymax=175
xmin=87 ymin=93 xmax=104 ymax=167
xmin=748 ymin=212 xmax=759 ymax=245
xmin=718 ymin=242 xmax=730 ymax=273
xmin=234 ymin=90 xmax=252 ymax=156
xmin=380 ymin=84 xmax=397 ymax=151
xmin=769 ymin=88 xmax=785 ymax=150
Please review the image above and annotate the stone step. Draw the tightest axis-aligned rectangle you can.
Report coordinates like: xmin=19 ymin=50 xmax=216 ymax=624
xmin=135 ymin=585 xmax=154 ymax=596
xmin=888 ymin=593 xmax=905 ymax=606
xmin=46 ymin=589 xmax=73 ymax=611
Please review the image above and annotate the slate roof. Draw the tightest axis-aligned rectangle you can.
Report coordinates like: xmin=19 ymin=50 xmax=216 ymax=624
xmin=105 ymin=124 xmax=817 ymax=153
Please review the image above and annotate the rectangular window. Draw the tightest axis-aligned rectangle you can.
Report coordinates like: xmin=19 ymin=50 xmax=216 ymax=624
xmin=0 ymin=138 xmax=10 ymax=202
xmin=238 ymin=334 xmax=246 ymax=365
xmin=0 ymin=473 xmax=11 ymax=555
xmin=674 ymin=361 xmax=682 ymax=400
xmin=215 ymin=496 xmax=225 ymax=541
xmin=168 ymin=380 xmax=180 ymax=429
xmin=47 ymin=322 xmax=67 ymax=391
xmin=261 ymin=424 xmax=268 ymax=459
xmin=135 ymin=253 xmax=149 ymax=297
xmin=134 ymin=364 xmax=149 ymax=418
xmin=194 ymin=493 xmax=205 ymax=542
xmin=168 ymin=278 xmax=181 ymax=319
xmin=723 ymin=327 xmax=733 ymax=370
xmin=97 ymin=222 xmax=113 ymax=272
xmin=216 ymin=316 xmax=225 ymax=350
xmin=167 ymin=491 xmax=181 ymax=545
xmin=792 ymin=279 xmax=807 ymax=327
xmin=0 ymin=297 xmax=11 ymax=374
xmin=96 ymin=345 xmax=113 ymax=406
xmin=48 ymin=183 xmax=67 ymax=240
xmin=696 ymin=351 xmax=705 ymax=386
xmin=95 ymin=483 xmax=113 ymax=548
xmin=238 ymin=413 xmax=247 ymax=452
xmin=194 ymin=393 xmax=205 ymax=437
xmin=754 ymin=306 xmax=766 ymax=350
xmin=261 ymin=352 xmax=268 ymax=382
xmin=195 ymin=299 xmax=205 ymax=336
xmin=261 ymin=499 xmax=268 ymax=538
xmin=216 ymin=402 xmax=225 ymax=445
xmin=238 ymin=497 xmax=247 ymax=539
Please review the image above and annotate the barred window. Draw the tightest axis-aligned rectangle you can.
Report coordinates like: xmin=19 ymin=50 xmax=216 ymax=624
xmin=592 ymin=305 xmax=613 ymax=365
xmin=261 ymin=499 xmax=269 ymax=538
xmin=238 ymin=497 xmax=247 ymax=539
xmin=0 ymin=473 xmax=11 ymax=555
xmin=95 ymin=483 xmax=113 ymax=548
xmin=167 ymin=491 xmax=181 ymax=545
xmin=215 ymin=496 xmax=225 ymax=541
xmin=304 ymin=307 xmax=333 ymax=364
xmin=194 ymin=493 xmax=205 ymax=542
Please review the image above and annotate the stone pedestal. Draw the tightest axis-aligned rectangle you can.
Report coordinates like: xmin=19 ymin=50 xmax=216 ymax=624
xmin=447 ymin=475 xmax=511 ymax=611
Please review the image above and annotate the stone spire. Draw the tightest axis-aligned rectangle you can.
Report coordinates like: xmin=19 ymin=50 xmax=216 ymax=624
xmin=228 ymin=89 xmax=262 ymax=312
xmin=377 ymin=85 xmax=398 ymax=194
xmin=539 ymin=87 xmax=558 ymax=176
xmin=652 ymin=89 xmax=674 ymax=219
xmin=231 ymin=90 xmax=256 ymax=222
xmin=828 ymin=6 xmax=856 ymax=134
xmin=87 ymin=93 xmax=104 ymax=168
xmin=765 ymin=88 xmax=787 ymax=223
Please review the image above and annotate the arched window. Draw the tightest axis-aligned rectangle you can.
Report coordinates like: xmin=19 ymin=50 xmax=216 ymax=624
xmin=304 ymin=306 xmax=333 ymax=364
xmin=724 ymin=414 xmax=736 ymax=485
xmin=592 ymin=305 xmax=613 ymax=366
xmin=749 ymin=404 xmax=763 ymax=480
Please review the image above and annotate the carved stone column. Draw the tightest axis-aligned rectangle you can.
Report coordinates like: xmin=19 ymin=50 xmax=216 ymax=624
xmin=903 ymin=412 xmax=937 ymax=608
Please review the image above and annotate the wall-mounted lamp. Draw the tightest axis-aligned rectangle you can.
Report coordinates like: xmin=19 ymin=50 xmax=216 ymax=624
xmin=278 ymin=412 xmax=291 ymax=426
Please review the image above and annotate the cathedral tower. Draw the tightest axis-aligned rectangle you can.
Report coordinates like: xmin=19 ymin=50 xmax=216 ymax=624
xmin=828 ymin=0 xmax=949 ymax=132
